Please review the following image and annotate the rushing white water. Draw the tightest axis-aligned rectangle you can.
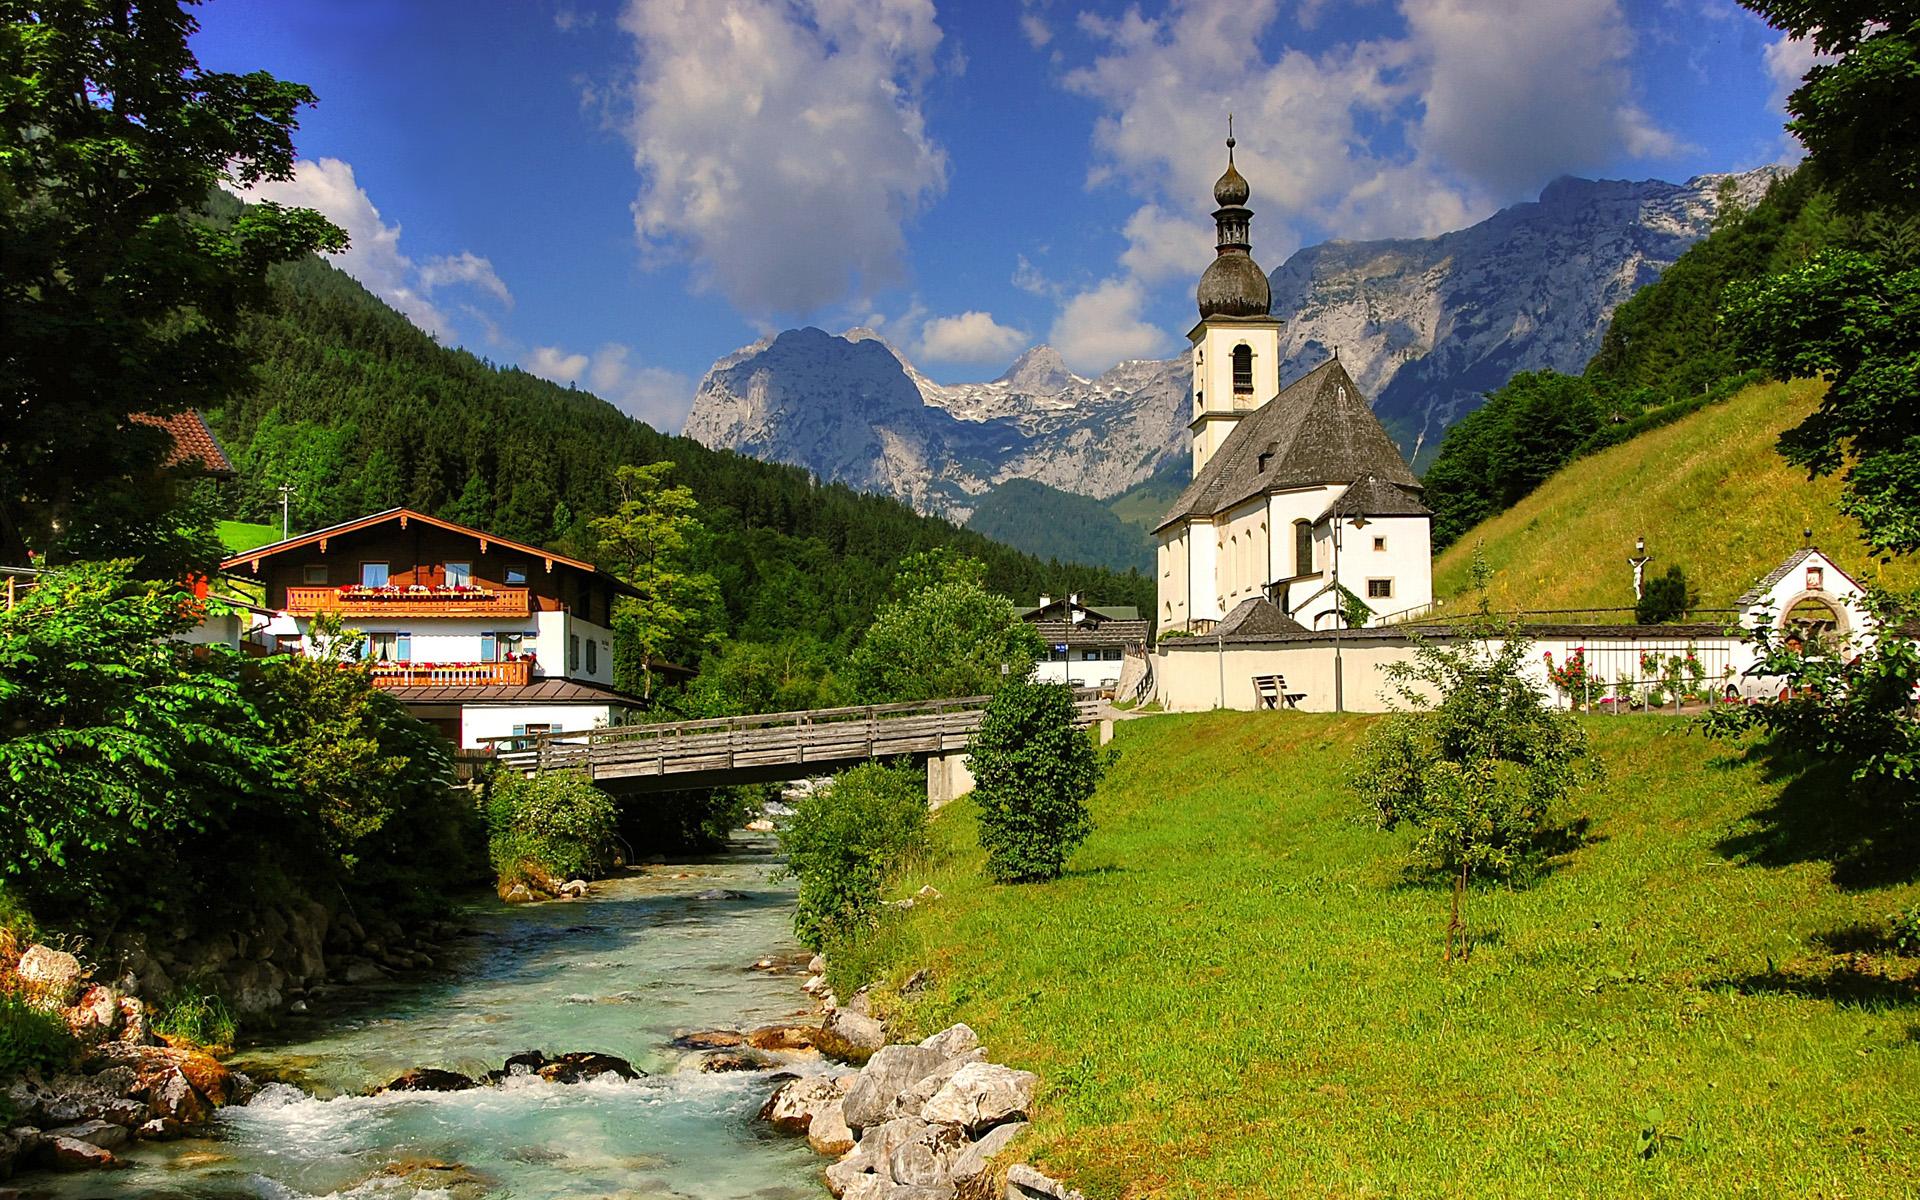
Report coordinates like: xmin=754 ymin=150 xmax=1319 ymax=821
xmin=53 ymin=837 xmax=826 ymax=1199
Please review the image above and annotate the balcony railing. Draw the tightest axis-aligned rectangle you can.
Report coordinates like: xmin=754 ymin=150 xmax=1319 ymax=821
xmin=285 ymin=585 xmax=532 ymax=618
xmin=370 ymin=659 xmax=534 ymax=688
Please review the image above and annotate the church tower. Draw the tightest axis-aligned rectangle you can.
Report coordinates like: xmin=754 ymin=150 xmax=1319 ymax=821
xmin=1188 ymin=129 xmax=1281 ymax=478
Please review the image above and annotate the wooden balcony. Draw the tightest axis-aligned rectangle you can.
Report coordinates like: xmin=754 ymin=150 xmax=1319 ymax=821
xmin=285 ymin=585 xmax=532 ymax=618
xmin=371 ymin=659 xmax=534 ymax=688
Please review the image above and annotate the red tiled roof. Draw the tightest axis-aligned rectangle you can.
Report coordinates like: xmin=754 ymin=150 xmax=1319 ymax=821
xmin=130 ymin=410 xmax=235 ymax=478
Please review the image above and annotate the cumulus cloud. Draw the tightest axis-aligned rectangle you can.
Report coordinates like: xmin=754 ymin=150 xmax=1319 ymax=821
xmin=1061 ymin=0 xmax=1685 ymax=257
xmin=1049 ymin=277 xmax=1170 ymax=373
xmin=1762 ymin=31 xmax=1827 ymax=112
xmin=612 ymin=0 xmax=948 ymax=317
xmin=524 ymin=341 xmax=695 ymax=432
xmin=240 ymin=158 xmax=511 ymax=341
xmin=1119 ymin=203 xmax=1217 ymax=284
xmin=917 ymin=311 xmax=1030 ymax=364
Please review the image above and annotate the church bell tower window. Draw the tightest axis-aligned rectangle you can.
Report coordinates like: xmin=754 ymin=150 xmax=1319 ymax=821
xmin=1232 ymin=344 xmax=1253 ymax=394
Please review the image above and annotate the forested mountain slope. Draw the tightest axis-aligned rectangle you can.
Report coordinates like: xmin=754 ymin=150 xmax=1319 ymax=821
xmin=1429 ymin=378 xmax=1920 ymax=612
xmin=211 ymin=254 xmax=1152 ymax=650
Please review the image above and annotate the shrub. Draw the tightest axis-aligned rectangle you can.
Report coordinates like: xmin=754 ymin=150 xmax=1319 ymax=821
xmin=1354 ymin=621 xmax=1601 ymax=959
xmin=486 ymin=772 xmax=618 ymax=888
xmin=150 ymin=984 xmax=238 ymax=1052
xmin=967 ymin=678 xmax=1103 ymax=883
xmin=778 ymin=762 xmax=927 ymax=950
xmin=1636 ymin=564 xmax=1696 ymax=624
xmin=1890 ymin=904 xmax=1920 ymax=956
xmin=0 ymin=991 xmax=74 ymax=1080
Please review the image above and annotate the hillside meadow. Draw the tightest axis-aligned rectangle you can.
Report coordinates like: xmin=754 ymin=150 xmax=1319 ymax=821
xmin=1431 ymin=378 xmax=1920 ymax=612
xmin=838 ymin=711 xmax=1920 ymax=1199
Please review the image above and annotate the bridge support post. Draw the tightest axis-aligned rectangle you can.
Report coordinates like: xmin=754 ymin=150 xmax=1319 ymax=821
xmin=926 ymin=750 xmax=975 ymax=810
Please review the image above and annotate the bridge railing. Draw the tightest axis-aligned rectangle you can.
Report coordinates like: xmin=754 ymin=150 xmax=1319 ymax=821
xmin=479 ymin=689 xmax=1104 ymax=780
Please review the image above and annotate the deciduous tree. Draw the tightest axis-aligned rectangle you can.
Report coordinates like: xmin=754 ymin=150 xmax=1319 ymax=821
xmin=590 ymin=461 xmax=721 ymax=699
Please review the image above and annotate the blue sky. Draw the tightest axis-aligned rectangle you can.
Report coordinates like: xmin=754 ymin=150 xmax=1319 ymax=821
xmin=194 ymin=0 xmax=1812 ymax=430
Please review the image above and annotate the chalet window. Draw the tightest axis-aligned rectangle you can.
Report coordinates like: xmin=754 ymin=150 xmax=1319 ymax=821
xmin=510 ymin=722 xmax=553 ymax=751
xmin=1293 ymin=521 xmax=1313 ymax=576
xmin=504 ymin=562 xmax=529 ymax=584
xmin=569 ymin=634 xmax=581 ymax=672
xmin=302 ymin=564 xmax=328 ymax=585
xmin=1373 ymin=536 xmax=1387 ymax=552
xmin=586 ymin=638 xmax=598 ymax=674
xmin=444 ymin=561 xmax=472 ymax=586
xmin=360 ymin=561 xmax=390 ymax=588
xmin=485 ymin=632 xmax=524 ymax=661
xmin=1232 ymin=344 xmax=1253 ymax=393
xmin=1367 ymin=578 xmax=1394 ymax=599
xmin=365 ymin=631 xmax=406 ymax=661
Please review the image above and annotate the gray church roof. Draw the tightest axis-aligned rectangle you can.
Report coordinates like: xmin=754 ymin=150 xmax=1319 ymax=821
xmin=1156 ymin=358 xmax=1422 ymax=531
xmin=1213 ymin=596 xmax=1308 ymax=638
xmin=1734 ymin=546 xmax=1861 ymax=608
xmin=1318 ymin=473 xmax=1432 ymax=520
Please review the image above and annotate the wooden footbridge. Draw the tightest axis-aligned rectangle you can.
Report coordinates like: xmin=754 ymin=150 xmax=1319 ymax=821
xmin=486 ymin=691 xmax=1106 ymax=796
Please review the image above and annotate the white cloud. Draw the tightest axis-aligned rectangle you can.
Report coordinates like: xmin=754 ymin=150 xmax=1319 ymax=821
xmin=240 ymin=158 xmax=511 ymax=342
xmin=1763 ymin=32 xmax=1827 ymax=112
xmin=917 ymin=311 xmax=1030 ymax=364
xmin=1019 ymin=0 xmax=1052 ymax=48
xmin=1012 ymin=255 xmax=1056 ymax=297
xmin=613 ymin=0 xmax=948 ymax=317
xmin=1403 ymin=0 xmax=1687 ymax=196
xmin=1119 ymin=204 xmax=1216 ymax=284
xmin=1048 ymin=277 xmax=1170 ymax=373
xmin=524 ymin=342 xmax=695 ymax=432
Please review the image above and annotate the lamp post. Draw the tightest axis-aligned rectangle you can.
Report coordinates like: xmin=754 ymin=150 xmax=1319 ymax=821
xmin=277 ymin=482 xmax=298 ymax=541
xmin=1628 ymin=536 xmax=1651 ymax=601
xmin=1332 ymin=512 xmax=1371 ymax=713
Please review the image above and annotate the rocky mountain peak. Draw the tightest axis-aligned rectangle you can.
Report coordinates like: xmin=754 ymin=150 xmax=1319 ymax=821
xmin=994 ymin=345 xmax=1079 ymax=395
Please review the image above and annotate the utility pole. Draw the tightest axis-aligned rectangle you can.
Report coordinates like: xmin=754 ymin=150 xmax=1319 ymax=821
xmin=277 ymin=483 xmax=298 ymax=541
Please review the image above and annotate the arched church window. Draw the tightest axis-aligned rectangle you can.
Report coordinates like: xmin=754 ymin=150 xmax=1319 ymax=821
xmin=1232 ymin=344 xmax=1253 ymax=394
xmin=1294 ymin=520 xmax=1313 ymax=576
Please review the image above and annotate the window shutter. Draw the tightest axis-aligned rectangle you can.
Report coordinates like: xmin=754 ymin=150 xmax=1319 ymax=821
xmin=396 ymin=632 xmax=411 ymax=662
xmin=481 ymin=632 xmax=496 ymax=662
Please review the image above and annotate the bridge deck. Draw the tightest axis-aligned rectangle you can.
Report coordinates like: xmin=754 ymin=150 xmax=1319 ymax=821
xmin=484 ymin=692 xmax=1103 ymax=792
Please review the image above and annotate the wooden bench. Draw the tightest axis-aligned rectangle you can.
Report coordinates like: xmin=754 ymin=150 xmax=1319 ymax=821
xmin=1252 ymin=674 xmax=1306 ymax=710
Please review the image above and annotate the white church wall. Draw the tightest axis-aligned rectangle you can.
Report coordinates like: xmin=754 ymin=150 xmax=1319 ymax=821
xmin=1157 ymin=526 xmax=1190 ymax=629
xmin=1188 ymin=520 xmax=1221 ymax=624
xmin=1349 ymin=516 xmax=1434 ymax=623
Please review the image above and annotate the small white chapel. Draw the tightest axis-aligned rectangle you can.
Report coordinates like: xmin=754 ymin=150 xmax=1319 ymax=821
xmin=1155 ymin=136 xmax=1434 ymax=634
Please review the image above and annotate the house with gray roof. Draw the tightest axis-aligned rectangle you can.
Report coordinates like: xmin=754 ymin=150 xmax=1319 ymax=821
xmin=1156 ymin=138 xmax=1433 ymax=634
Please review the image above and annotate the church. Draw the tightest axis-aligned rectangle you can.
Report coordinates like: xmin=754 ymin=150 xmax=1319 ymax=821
xmin=1155 ymin=137 xmax=1434 ymax=634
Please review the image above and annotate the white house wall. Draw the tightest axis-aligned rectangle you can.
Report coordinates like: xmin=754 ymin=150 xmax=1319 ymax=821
xmin=460 ymin=703 xmax=621 ymax=749
xmin=278 ymin=611 xmax=616 ymax=686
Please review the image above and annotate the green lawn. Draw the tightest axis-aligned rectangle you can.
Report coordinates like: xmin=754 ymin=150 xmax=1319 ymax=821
xmin=841 ymin=712 xmax=1920 ymax=1199
xmin=1431 ymin=378 xmax=1920 ymax=612
xmin=217 ymin=520 xmax=282 ymax=554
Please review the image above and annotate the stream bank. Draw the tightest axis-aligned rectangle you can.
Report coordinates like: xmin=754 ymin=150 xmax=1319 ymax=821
xmin=9 ymin=835 xmax=835 ymax=1199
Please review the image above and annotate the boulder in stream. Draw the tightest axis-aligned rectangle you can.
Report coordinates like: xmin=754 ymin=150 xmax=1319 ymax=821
xmin=379 ymin=1068 xmax=479 ymax=1093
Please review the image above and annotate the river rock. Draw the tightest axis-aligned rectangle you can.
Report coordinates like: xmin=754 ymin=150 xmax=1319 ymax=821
xmin=901 ymin=968 xmax=934 ymax=995
xmin=134 ymin=1117 xmax=187 ymax=1141
xmin=808 ymin=1099 xmax=856 ymax=1155
xmin=843 ymin=1045 xmax=943 ymax=1129
xmin=672 ymin=1029 xmax=745 ymax=1050
xmin=683 ymin=1048 xmax=776 ymax=1074
xmin=808 ymin=954 xmax=827 ymax=975
xmin=748 ymin=1024 xmax=821 ymax=1053
xmin=885 ymin=1049 xmax=985 ymax=1121
xmin=921 ymin=1063 xmax=1036 ymax=1135
xmin=950 ymin=1121 xmax=1026 ymax=1196
xmin=65 ymin=985 xmax=123 ymax=1044
xmin=503 ymin=1051 xmax=641 ymax=1084
xmin=822 ymin=1009 xmax=886 ymax=1061
xmin=888 ymin=1120 xmax=969 ymax=1187
xmin=94 ymin=1041 xmax=238 ymax=1109
xmin=380 ymin=1068 xmax=478 ymax=1093
xmin=844 ymin=1178 xmax=955 ymax=1200
xmin=16 ymin=945 xmax=85 ymax=1008
xmin=826 ymin=1148 xmax=877 ymax=1198
xmin=44 ymin=1120 xmax=126 ymax=1151
xmin=1004 ymin=1164 xmax=1085 ymax=1200
xmin=758 ymin=1075 xmax=843 ymax=1134
xmin=695 ymin=888 xmax=748 ymax=901
xmin=40 ymin=1135 xmax=115 ymax=1171
xmin=148 ymin=1067 xmax=210 ymax=1123
xmin=918 ymin=1024 xmax=979 ymax=1061
xmin=559 ymin=879 xmax=589 ymax=898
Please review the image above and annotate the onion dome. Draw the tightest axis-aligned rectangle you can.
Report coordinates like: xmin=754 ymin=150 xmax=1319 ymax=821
xmin=1198 ymin=129 xmax=1270 ymax=320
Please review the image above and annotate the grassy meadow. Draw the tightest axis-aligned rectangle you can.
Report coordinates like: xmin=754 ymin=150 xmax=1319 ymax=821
xmin=841 ymin=712 xmax=1920 ymax=1199
xmin=1430 ymin=379 xmax=1920 ymax=612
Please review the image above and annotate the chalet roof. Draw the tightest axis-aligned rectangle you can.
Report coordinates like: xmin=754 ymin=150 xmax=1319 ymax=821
xmin=1318 ymin=474 xmax=1432 ymax=520
xmin=1213 ymin=596 xmax=1307 ymax=638
xmin=1735 ymin=546 xmax=1862 ymax=608
xmin=1029 ymin=618 xmax=1150 ymax=647
xmin=1016 ymin=598 xmax=1141 ymax=622
xmin=1157 ymin=358 xmax=1419 ymax=531
xmin=384 ymin=678 xmax=648 ymax=706
xmin=219 ymin=507 xmax=640 ymax=597
xmin=130 ymin=410 xmax=235 ymax=478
